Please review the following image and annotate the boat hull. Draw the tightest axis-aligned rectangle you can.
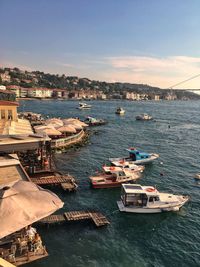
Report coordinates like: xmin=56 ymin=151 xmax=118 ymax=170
xmin=110 ymin=154 xmax=159 ymax=165
xmin=117 ymin=198 xmax=189 ymax=213
xmin=92 ymin=182 xmax=126 ymax=189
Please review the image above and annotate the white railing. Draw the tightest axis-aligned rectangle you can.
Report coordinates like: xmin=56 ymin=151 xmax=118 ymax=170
xmin=51 ymin=130 xmax=85 ymax=148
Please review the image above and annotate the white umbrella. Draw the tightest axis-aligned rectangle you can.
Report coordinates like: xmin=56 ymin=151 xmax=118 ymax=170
xmin=39 ymin=128 xmax=62 ymax=136
xmin=64 ymin=122 xmax=83 ymax=130
xmin=34 ymin=125 xmax=54 ymax=131
xmin=63 ymin=118 xmax=88 ymax=127
xmin=45 ymin=123 xmax=63 ymax=129
xmin=57 ymin=125 xmax=77 ymax=133
xmin=0 ymin=180 xmax=64 ymax=239
xmin=45 ymin=118 xmax=63 ymax=126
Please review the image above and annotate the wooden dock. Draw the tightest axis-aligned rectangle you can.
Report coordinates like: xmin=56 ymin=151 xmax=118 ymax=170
xmin=29 ymin=171 xmax=78 ymax=192
xmin=39 ymin=211 xmax=110 ymax=227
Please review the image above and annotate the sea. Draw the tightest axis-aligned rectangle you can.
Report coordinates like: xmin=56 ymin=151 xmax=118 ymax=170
xmin=19 ymin=99 xmax=200 ymax=267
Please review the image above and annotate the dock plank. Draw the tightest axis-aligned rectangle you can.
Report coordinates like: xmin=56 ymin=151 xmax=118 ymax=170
xmin=38 ymin=211 xmax=109 ymax=227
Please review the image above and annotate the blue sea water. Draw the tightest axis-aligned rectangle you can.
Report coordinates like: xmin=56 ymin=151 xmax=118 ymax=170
xmin=19 ymin=100 xmax=200 ymax=267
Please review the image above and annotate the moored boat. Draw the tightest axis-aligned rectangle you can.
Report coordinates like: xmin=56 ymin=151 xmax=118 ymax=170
xmin=84 ymin=116 xmax=107 ymax=126
xmin=110 ymin=159 xmax=145 ymax=172
xmin=115 ymin=107 xmax=125 ymax=115
xmin=117 ymin=184 xmax=189 ymax=213
xmin=136 ymin=113 xmax=153 ymax=121
xmin=89 ymin=166 xmax=141 ymax=189
xmin=109 ymin=147 xmax=159 ymax=165
xmin=78 ymin=102 xmax=92 ymax=110
xmin=194 ymin=173 xmax=200 ymax=180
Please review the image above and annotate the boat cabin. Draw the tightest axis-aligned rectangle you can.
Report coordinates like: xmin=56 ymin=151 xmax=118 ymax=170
xmin=120 ymin=184 xmax=159 ymax=207
xmin=103 ymin=166 xmax=127 ymax=179
xmin=126 ymin=148 xmax=150 ymax=161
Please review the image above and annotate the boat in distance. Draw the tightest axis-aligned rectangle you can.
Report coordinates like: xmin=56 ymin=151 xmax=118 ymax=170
xmin=117 ymin=184 xmax=190 ymax=213
xmin=194 ymin=173 xmax=200 ymax=180
xmin=84 ymin=116 xmax=107 ymax=126
xmin=78 ymin=102 xmax=92 ymax=110
xmin=136 ymin=113 xmax=153 ymax=121
xmin=89 ymin=166 xmax=142 ymax=189
xmin=109 ymin=147 xmax=159 ymax=165
xmin=115 ymin=107 xmax=125 ymax=115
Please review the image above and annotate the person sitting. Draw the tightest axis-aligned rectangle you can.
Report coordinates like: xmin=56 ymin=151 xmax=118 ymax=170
xmin=32 ymin=233 xmax=43 ymax=254
xmin=26 ymin=225 xmax=37 ymax=241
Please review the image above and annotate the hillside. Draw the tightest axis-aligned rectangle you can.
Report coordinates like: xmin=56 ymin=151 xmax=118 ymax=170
xmin=0 ymin=67 xmax=200 ymax=100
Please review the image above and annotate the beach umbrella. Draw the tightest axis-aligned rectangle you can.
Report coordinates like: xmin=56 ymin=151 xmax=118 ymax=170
xmin=45 ymin=118 xmax=63 ymax=126
xmin=34 ymin=125 xmax=54 ymax=131
xmin=64 ymin=122 xmax=83 ymax=130
xmin=57 ymin=125 xmax=77 ymax=133
xmin=63 ymin=118 xmax=88 ymax=127
xmin=0 ymin=180 xmax=64 ymax=239
xmin=45 ymin=123 xmax=62 ymax=129
xmin=38 ymin=128 xmax=62 ymax=136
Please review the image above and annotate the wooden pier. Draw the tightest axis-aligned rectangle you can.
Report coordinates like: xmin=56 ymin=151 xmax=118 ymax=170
xmin=29 ymin=171 xmax=78 ymax=192
xmin=39 ymin=211 xmax=110 ymax=227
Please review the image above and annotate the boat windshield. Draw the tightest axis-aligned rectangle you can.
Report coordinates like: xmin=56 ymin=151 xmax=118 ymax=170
xmin=118 ymin=171 xmax=125 ymax=177
xmin=122 ymin=193 xmax=148 ymax=207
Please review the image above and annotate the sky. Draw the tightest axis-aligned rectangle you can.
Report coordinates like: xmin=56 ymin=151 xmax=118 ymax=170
xmin=1 ymin=0 xmax=200 ymax=89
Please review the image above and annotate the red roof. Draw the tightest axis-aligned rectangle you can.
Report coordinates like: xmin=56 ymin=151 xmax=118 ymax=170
xmin=0 ymin=101 xmax=19 ymax=106
xmin=0 ymin=89 xmax=16 ymax=94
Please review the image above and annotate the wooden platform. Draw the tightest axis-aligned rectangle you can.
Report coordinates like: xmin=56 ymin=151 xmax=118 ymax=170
xmin=39 ymin=211 xmax=110 ymax=227
xmin=15 ymin=250 xmax=48 ymax=266
xmin=30 ymin=171 xmax=78 ymax=192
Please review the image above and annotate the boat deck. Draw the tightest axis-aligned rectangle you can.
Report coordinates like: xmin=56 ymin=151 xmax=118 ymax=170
xmin=39 ymin=211 xmax=110 ymax=227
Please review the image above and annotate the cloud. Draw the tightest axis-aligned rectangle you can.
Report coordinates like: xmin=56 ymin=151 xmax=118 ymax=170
xmin=101 ymin=55 xmax=200 ymax=88
xmin=54 ymin=61 xmax=74 ymax=68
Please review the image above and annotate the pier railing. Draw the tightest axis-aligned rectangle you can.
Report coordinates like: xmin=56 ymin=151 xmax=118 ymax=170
xmin=51 ymin=129 xmax=85 ymax=149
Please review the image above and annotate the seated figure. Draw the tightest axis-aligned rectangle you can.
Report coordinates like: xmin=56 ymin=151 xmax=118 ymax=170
xmin=26 ymin=225 xmax=37 ymax=241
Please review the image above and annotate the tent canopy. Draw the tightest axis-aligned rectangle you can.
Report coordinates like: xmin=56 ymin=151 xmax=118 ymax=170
xmin=0 ymin=180 xmax=64 ymax=239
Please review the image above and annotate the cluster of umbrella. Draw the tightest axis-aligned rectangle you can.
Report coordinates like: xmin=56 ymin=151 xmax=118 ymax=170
xmin=34 ymin=118 xmax=88 ymax=136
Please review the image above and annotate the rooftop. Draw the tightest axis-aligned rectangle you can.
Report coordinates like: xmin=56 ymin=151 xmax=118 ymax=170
xmin=0 ymin=118 xmax=33 ymax=135
xmin=0 ymin=154 xmax=30 ymax=189
xmin=0 ymin=134 xmax=50 ymax=153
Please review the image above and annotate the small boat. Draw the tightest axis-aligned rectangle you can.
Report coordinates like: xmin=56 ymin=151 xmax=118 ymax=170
xmin=78 ymin=102 xmax=92 ymax=110
xmin=136 ymin=113 xmax=153 ymax=121
xmin=110 ymin=159 xmax=145 ymax=173
xmin=115 ymin=107 xmax=125 ymax=115
xmin=84 ymin=116 xmax=107 ymax=126
xmin=194 ymin=173 xmax=200 ymax=180
xmin=117 ymin=183 xmax=189 ymax=213
xmin=109 ymin=147 xmax=159 ymax=165
xmin=89 ymin=166 xmax=141 ymax=189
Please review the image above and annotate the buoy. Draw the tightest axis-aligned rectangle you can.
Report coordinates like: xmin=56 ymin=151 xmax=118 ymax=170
xmin=146 ymin=187 xmax=156 ymax=192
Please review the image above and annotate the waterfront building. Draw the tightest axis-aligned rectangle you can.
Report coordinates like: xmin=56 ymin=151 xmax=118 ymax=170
xmin=0 ymin=85 xmax=6 ymax=91
xmin=0 ymin=71 xmax=11 ymax=82
xmin=0 ymin=89 xmax=34 ymax=135
xmin=6 ymin=85 xmax=21 ymax=97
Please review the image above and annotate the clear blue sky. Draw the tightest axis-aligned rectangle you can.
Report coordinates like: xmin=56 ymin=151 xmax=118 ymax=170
xmin=1 ymin=0 xmax=200 ymax=88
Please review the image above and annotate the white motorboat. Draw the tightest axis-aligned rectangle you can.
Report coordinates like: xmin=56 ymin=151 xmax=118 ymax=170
xmin=109 ymin=147 xmax=159 ymax=165
xmin=136 ymin=113 xmax=153 ymax=121
xmin=110 ymin=159 xmax=145 ymax=173
xmin=117 ymin=184 xmax=189 ymax=213
xmin=115 ymin=107 xmax=125 ymax=115
xmin=78 ymin=102 xmax=92 ymax=110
